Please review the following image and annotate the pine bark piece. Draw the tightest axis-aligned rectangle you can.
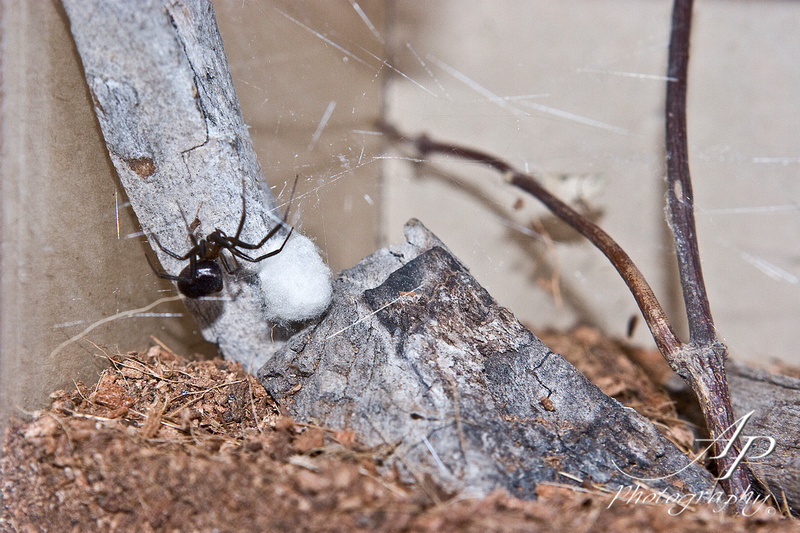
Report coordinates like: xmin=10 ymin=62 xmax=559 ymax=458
xmin=728 ymin=363 xmax=800 ymax=509
xmin=259 ymin=220 xmax=716 ymax=499
xmin=62 ymin=0 xmax=288 ymax=370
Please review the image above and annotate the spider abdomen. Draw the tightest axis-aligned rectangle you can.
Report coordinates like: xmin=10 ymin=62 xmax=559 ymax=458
xmin=178 ymin=260 xmax=224 ymax=298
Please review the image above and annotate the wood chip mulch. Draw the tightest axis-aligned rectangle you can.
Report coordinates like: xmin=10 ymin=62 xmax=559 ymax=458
xmin=2 ymin=333 xmax=795 ymax=532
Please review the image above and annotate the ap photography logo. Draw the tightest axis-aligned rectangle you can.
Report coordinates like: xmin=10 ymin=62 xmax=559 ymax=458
xmin=608 ymin=410 xmax=776 ymax=515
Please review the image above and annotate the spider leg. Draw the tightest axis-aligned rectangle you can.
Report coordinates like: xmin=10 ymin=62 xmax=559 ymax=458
xmin=228 ymin=223 xmax=282 ymax=251
xmin=219 ymin=251 xmax=240 ymax=274
xmin=148 ymin=232 xmax=197 ymax=262
xmin=229 ymin=174 xmax=299 ymax=249
xmin=145 ymin=252 xmax=189 ymax=283
xmin=281 ymin=174 xmax=300 ymax=225
xmin=187 ymin=253 xmax=198 ymax=279
xmin=229 ymin=227 xmax=294 ymax=263
xmin=232 ymin=177 xmax=248 ymax=241
xmin=178 ymin=204 xmax=201 ymax=248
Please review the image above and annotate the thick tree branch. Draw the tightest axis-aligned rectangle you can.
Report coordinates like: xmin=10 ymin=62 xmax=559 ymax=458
xmin=63 ymin=0 xmax=331 ymax=371
xmin=62 ymin=0 xmax=281 ymax=371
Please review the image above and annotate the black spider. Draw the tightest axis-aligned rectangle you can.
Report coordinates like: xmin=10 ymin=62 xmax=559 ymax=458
xmin=146 ymin=180 xmax=296 ymax=298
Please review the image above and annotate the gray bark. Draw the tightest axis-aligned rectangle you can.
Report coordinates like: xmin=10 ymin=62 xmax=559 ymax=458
xmin=260 ymin=220 xmax=717 ymax=499
xmin=729 ymin=363 xmax=800 ymax=509
xmin=62 ymin=0 xmax=293 ymax=370
xmin=62 ymin=0 xmax=799 ymax=506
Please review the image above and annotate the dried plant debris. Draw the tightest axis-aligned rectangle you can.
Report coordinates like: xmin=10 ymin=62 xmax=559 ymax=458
xmin=2 ymin=345 xmax=794 ymax=532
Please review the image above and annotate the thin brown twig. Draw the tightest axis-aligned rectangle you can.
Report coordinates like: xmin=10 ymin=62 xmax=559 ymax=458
xmin=383 ymin=122 xmax=757 ymax=505
xmin=665 ymin=0 xmax=715 ymax=346
xmin=383 ymin=122 xmax=682 ymax=360
xmin=664 ymin=0 xmax=753 ymax=504
xmin=380 ymin=0 xmax=761 ymax=507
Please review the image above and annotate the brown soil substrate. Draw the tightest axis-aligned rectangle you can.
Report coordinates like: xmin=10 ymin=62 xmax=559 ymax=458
xmin=2 ymin=329 xmax=794 ymax=532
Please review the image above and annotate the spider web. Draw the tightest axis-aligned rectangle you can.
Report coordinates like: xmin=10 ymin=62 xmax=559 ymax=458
xmin=211 ymin=1 xmax=799 ymax=365
xmin=6 ymin=0 xmax=799 ymax=422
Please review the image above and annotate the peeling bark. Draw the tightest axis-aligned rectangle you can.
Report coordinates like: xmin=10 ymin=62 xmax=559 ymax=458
xmin=259 ymin=220 xmax=717 ymax=499
xmin=729 ymin=363 xmax=800 ymax=510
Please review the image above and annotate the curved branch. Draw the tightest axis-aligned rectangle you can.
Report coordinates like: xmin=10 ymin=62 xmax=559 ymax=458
xmin=383 ymin=124 xmax=682 ymax=360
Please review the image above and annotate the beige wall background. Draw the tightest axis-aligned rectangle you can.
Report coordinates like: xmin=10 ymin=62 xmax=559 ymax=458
xmin=382 ymin=1 xmax=799 ymax=363
xmin=1 ymin=1 xmax=798 ymax=419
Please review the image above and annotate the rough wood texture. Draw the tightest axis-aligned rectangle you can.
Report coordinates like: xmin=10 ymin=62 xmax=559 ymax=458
xmin=259 ymin=220 xmax=716 ymax=499
xmin=729 ymin=363 xmax=800 ymax=509
xmin=62 ymin=0 xmax=288 ymax=370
